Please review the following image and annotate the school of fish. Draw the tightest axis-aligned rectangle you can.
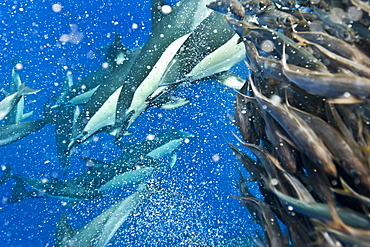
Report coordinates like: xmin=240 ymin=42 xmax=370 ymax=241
xmin=211 ymin=0 xmax=370 ymax=246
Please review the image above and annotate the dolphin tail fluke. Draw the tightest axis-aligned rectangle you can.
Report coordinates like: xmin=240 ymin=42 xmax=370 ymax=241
xmin=8 ymin=180 xmax=30 ymax=204
xmin=0 ymin=166 xmax=13 ymax=185
xmin=18 ymin=83 xmax=41 ymax=96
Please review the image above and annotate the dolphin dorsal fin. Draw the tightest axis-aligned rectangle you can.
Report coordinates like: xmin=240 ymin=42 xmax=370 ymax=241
xmin=105 ymin=33 xmax=127 ymax=67
xmin=55 ymin=213 xmax=78 ymax=246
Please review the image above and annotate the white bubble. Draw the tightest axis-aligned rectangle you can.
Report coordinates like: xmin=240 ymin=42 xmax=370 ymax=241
xmin=261 ymin=40 xmax=275 ymax=53
xmin=60 ymin=34 xmax=70 ymax=43
xmin=270 ymin=95 xmax=281 ymax=105
xmin=212 ymin=154 xmax=220 ymax=162
xmin=102 ymin=62 xmax=109 ymax=69
xmin=146 ymin=134 xmax=155 ymax=141
xmin=348 ymin=6 xmax=363 ymax=22
xmin=161 ymin=5 xmax=172 ymax=15
xmin=271 ymin=178 xmax=279 ymax=186
xmin=343 ymin=92 xmax=351 ymax=98
xmin=15 ymin=63 xmax=23 ymax=70
xmin=132 ymin=23 xmax=138 ymax=29
xmin=52 ymin=4 xmax=63 ymax=12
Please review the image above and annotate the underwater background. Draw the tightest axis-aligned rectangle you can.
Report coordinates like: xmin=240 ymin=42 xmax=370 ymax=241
xmin=0 ymin=0 xmax=257 ymax=246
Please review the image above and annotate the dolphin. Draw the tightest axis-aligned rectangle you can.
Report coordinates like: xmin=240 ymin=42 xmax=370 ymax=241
xmin=2 ymin=60 xmax=34 ymax=124
xmin=0 ymin=82 xmax=40 ymax=122
xmin=0 ymin=101 xmax=52 ymax=147
xmin=2 ymin=130 xmax=193 ymax=202
xmin=52 ymin=34 xmax=142 ymax=173
xmin=54 ymin=183 xmax=160 ymax=247
xmin=68 ymin=0 xmax=245 ymax=150
xmin=52 ymin=33 xmax=135 ymax=109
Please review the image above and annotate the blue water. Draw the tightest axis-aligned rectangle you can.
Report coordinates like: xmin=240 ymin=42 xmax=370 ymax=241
xmin=0 ymin=1 xmax=258 ymax=246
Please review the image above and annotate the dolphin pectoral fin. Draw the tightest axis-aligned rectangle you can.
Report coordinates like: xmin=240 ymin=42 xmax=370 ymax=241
xmin=210 ymin=71 xmax=245 ymax=90
xmin=22 ymin=111 xmax=33 ymax=121
xmin=168 ymin=151 xmax=178 ymax=169
xmin=107 ymin=127 xmax=133 ymax=138
xmin=158 ymin=96 xmax=191 ymax=110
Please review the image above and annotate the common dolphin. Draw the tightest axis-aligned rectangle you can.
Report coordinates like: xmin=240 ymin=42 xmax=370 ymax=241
xmin=52 ymin=34 xmax=142 ymax=173
xmin=68 ymin=0 xmax=245 ymax=150
xmin=2 ymin=130 xmax=193 ymax=202
xmin=3 ymin=61 xmax=34 ymax=124
xmin=54 ymin=183 xmax=161 ymax=247
xmin=0 ymin=83 xmax=40 ymax=121
xmin=0 ymin=101 xmax=52 ymax=147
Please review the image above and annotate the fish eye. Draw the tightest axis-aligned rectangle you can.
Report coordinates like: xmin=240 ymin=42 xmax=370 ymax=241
xmin=258 ymin=2 xmax=266 ymax=10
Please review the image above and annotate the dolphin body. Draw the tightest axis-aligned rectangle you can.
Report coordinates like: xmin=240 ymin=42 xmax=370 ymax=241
xmin=2 ymin=61 xmax=34 ymax=124
xmin=52 ymin=34 xmax=142 ymax=173
xmin=2 ymin=130 xmax=193 ymax=203
xmin=68 ymin=0 xmax=245 ymax=150
xmin=54 ymin=183 xmax=159 ymax=247
xmin=52 ymin=33 xmax=136 ymax=109
xmin=0 ymin=101 xmax=52 ymax=147
xmin=0 ymin=83 xmax=40 ymax=122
